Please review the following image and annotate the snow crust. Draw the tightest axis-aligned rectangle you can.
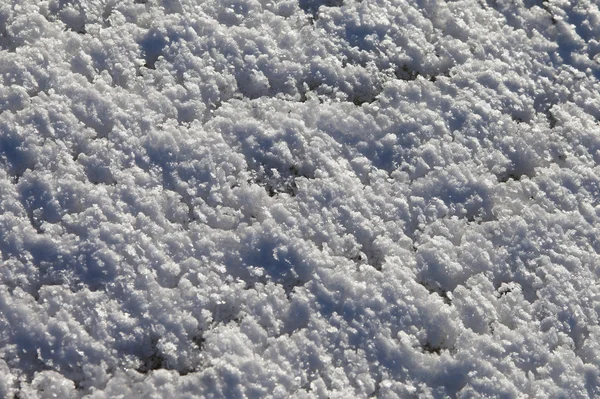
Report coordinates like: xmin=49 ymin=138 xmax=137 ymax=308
xmin=1 ymin=0 xmax=600 ymax=397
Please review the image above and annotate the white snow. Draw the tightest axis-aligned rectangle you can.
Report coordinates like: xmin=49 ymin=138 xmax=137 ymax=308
xmin=1 ymin=0 xmax=600 ymax=397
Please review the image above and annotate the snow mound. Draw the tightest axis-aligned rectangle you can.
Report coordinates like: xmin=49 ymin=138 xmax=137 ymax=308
xmin=1 ymin=0 xmax=600 ymax=397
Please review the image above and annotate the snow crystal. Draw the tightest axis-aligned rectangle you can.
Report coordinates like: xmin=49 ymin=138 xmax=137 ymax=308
xmin=1 ymin=0 xmax=600 ymax=397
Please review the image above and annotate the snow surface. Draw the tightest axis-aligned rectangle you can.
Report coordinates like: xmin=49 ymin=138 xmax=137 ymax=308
xmin=1 ymin=0 xmax=600 ymax=397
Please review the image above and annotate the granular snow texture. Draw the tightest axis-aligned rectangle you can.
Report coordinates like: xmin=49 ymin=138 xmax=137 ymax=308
xmin=1 ymin=0 xmax=600 ymax=397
